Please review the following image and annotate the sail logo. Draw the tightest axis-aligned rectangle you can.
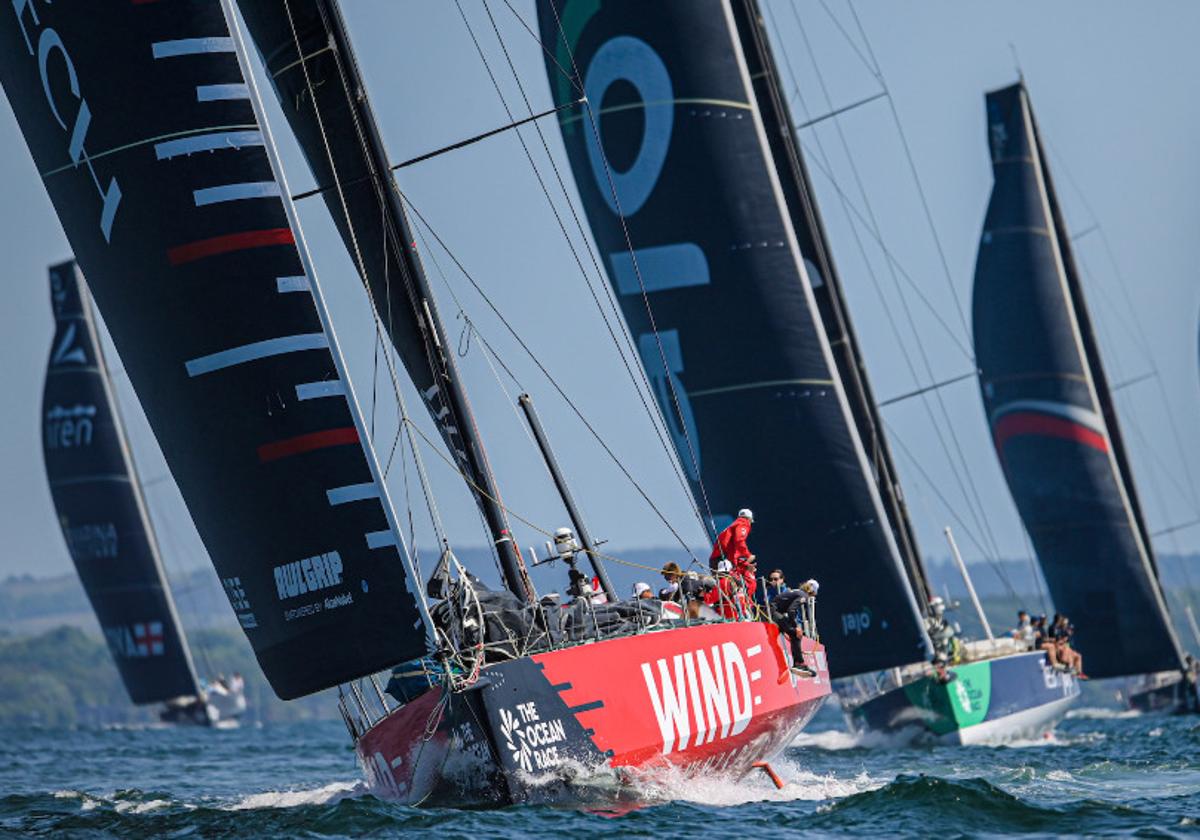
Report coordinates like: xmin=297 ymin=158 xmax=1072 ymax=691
xmin=640 ymin=642 xmax=756 ymax=756
xmin=104 ymin=621 xmax=164 ymax=658
xmin=12 ymin=0 xmax=123 ymax=241
xmin=50 ymin=323 xmax=87 ymax=366
xmin=499 ymin=702 xmax=567 ymax=772
xmin=64 ymin=521 xmax=117 ymax=560
xmin=273 ymin=551 xmax=344 ymax=600
xmin=579 ymin=35 xmax=709 ymax=482
xmin=841 ymin=608 xmax=872 ymax=636
xmin=45 ymin=404 xmax=96 ymax=449
xmin=222 ymin=576 xmax=257 ymax=630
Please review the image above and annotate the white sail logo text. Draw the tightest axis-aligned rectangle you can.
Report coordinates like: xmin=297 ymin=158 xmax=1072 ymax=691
xmin=273 ymin=551 xmax=344 ymax=600
xmin=640 ymin=642 xmax=756 ymax=755
xmin=12 ymin=0 xmax=123 ymax=241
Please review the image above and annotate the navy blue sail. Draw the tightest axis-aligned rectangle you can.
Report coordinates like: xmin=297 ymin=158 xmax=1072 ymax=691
xmin=235 ymin=1 xmax=533 ymax=601
xmin=42 ymin=261 xmax=199 ymax=705
xmin=1 ymin=1 xmax=427 ymax=699
xmin=538 ymin=0 xmax=931 ymax=677
xmin=973 ymin=82 xmax=1183 ymax=678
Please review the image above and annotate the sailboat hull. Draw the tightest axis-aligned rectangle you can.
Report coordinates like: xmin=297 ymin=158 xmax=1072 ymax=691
xmin=845 ymin=651 xmax=1078 ymax=744
xmin=1122 ymin=671 xmax=1200 ymax=715
xmin=355 ymin=621 xmax=829 ymax=806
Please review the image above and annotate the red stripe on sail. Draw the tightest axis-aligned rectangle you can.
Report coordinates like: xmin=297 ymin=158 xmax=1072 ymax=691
xmin=993 ymin=411 xmax=1108 ymax=455
xmin=257 ymin=427 xmax=359 ymax=463
xmin=168 ymin=228 xmax=294 ymax=266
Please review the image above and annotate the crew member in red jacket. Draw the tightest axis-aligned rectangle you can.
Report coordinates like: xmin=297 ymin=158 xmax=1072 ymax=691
xmin=709 ymin=509 xmax=754 ymax=570
xmin=706 ymin=509 xmax=757 ymax=618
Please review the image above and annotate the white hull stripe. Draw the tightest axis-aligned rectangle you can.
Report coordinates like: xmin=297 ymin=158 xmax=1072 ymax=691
xmin=155 ymin=131 xmax=263 ymax=160
xmin=276 ymin=275 xmax=310 ymax=293
xmin=990 ymin=399 xmax=1104 ymax=433
xmin=366 ymin=530 xmax=397 ymax=550
xmin=295 ymin=380 xmax=343 ymax=401
xmin=327 ymin=483 xmax=380 ymax=506
xmin=196 ymin=83 xmax=249 ymax=102
xmin=193 ymin=181 xmax=280 ymax=207
xmin=185 ymin=333 xmax=328 ymax=377
xmin=151 ymin=38 xmax=235 ymax=59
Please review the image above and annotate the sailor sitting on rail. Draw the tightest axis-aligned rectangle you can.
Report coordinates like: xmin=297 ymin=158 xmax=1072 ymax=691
xmin=770 ymin=579 xmax=819 ymax=677
xmin=1012 ymin=610 xmax=1035 ymax=650
xmin=926 ymin=596 xmax=961 ymax=683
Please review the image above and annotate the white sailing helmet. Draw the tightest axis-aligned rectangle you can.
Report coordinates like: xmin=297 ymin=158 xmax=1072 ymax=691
xmin=737 ymin=508 xmax=754 ymax=522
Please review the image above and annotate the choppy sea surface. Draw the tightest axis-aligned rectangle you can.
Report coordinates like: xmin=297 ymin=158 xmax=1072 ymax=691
xmin=2 ymin=702 xmax=1198 ymax=838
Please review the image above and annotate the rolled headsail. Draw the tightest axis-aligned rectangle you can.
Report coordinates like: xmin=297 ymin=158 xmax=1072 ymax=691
xmin=1 ymin=2 xmax=427 ymax=698
xmin=973 ymin=81 xmax=1184 ymax=678
xmin=42 ymin=261 xmax=199 ymax=705
xmin=537 ymin=0 xmax=931 ymax=677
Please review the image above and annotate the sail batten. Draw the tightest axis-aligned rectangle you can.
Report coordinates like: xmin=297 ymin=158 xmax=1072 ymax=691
xmin=2 ymin=1 xmax=430 ymax=699
xmin=538 ymin=0 xmax=931 ymax=677
xmin=973 ymin=82 xmax=1184 ymax=678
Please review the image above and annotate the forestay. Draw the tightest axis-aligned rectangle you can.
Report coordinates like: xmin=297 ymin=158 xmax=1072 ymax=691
xmin=537 ymin=0 xmax=931 ymax=677
xmin=42 ymin=261 xmax=199 ymax=705
xmin=972 ymin=82 xmax=1183 ymax=678
xmin=1 ymin=1 xmax=428 ymax=699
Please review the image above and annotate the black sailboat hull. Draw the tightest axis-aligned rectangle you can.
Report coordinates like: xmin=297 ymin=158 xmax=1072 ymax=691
xmin=355 ymin=621 xmax=830 ymax=805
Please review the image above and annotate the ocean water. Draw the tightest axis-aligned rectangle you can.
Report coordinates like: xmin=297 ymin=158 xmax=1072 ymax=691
xmin=2 ymin=703 xmax=1198 ymax=838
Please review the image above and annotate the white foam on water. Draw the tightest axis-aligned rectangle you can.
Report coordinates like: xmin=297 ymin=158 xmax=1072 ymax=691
xmin=114 ymin=799 xmax=171 ymax=814
xmin=515 ymin=753 xmax=882 ymax=809
xmin=1149 ymin=727 xmax=1164 ymax=738
xmin=791 ymin=726 xmax=921 ymax=751
xmin=228 ymin=780 xmax=366 ymax=811
xmin=627 ymin=757 xmax=882 ymax=808
xmin=1045 ymin=769 xmax=1074 ymax=782
xmin=1067 ymin=706 xmax=1141 ymax=720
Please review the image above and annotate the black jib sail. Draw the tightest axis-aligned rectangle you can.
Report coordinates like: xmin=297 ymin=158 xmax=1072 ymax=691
xmin=1 ymin=2 xmax=427 ymax=699
xmin=42 ymin=261 xmax=199 ymax=705
xmin=538 ymin=0 xmax=931 ymax=677
xmin=235 ymin=1 xmax=533 ymax=601
xmin=973 ymin=81 xmax=1184 ymax=678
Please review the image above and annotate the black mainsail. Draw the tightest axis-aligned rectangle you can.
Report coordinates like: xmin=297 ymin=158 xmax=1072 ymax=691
xmin=42 ymin=260 xmax=200 ymax=705
xmin=1 ymin=1 xmax=428 ymax=699
xmin=235 ymin=1 xmax=534 ymax=601
xmin=538 ymin=0 xmax=931 ymax=677
xmin=972 ymin=81 xmax=1184 ymax=678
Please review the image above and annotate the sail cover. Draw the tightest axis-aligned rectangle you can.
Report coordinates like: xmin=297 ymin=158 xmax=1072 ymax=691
xmin=1 ymin=1 xmax=427 ymax=699
xmin=973 ymin=82 xmax=1183 ymax=678
xmin=42 ymin=261 xmax=199 ymax=704
xmin=538 ymin=0 xmax=930 ymax=677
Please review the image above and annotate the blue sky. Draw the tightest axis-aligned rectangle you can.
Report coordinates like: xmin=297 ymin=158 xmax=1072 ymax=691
xmin=2 ymin=1 xmax=1200 ymax=596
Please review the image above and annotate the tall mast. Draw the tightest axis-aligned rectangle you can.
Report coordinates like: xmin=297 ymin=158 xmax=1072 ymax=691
xmin=731 ymin=0 xmax=930 ymax=606
xmin=238 ymin=0 xmax=534 ymax=601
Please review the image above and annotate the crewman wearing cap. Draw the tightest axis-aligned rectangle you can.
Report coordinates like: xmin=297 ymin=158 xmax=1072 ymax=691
xmin=709 ymin=508 xmax=755 ymax=572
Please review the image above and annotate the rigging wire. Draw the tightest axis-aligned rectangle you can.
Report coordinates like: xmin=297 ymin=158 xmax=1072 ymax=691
xmin=776 ymin=3 xmax=1004 ymax=568
xmin=840 ymin=0 xmax=973 ymax=346
xmin=1048 ymin=141 xmax=1200 ymax=516
xmin=454 ymin=0 xmax=712 ymax=539
xmin=886 ymin=423 xmax=1020 ymax=603
xmin=395 ymin=186 xmax=701 ymax=561
xmin=543 ymin=0 xmax=722 ymax=537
